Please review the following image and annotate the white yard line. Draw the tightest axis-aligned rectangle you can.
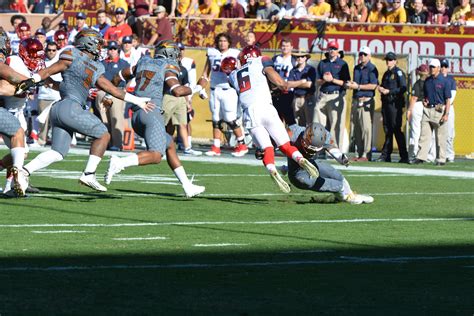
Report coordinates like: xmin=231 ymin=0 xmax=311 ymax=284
xmin=280 ymin=249 xmax=334 ymax=254
xmin=0 ymin=254 xmax=473 ymax=272
xmin=1 ymin=217 xmax=473 ymax=229
xmin=112 ymin=237 xmax=168 ymax=241
xmin=31 ymin=230 xmax=87 ymax=234
xmin=193 ymin=243 xmax=248 ymax=247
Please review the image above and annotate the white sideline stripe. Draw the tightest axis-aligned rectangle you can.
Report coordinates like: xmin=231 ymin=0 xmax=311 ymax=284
xmin=1 ymin=254 xmax=473 ymax=272
xmin=30 ymin=191 xmax=474 ymax=198
xmin=280 ymin=249 xmax=334 ymax=254
xmin=31 ymin=230 xmax=87 ymax=234
xmin=112 ymin=237 xmax=168 ymax=241
xmin=1 ymin=217 xmax=473 ymax=228
xmin=193 ymin=243 xmax=248 ymax=247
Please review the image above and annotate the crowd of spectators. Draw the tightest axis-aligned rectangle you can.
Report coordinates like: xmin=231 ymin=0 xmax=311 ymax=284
xmin=2 ymin=0 xmax=473 ymax=26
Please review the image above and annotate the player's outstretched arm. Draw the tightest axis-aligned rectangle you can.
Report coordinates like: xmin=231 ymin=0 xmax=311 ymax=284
xmin=15 ymin=59 xmax=70 ymax=95
xmin=0 ymin=63 xmax=29 ymax=84
xmin=96 ymin=75 xmax=155 ymax=113
xmin=111 ymin=66 xmax=136 ymax=86
xmin=0 ymin=79 xmax=16 ymax=96
xmin=166 ymin=71 xmax=192 ymax=97
xmin=264 ymin=66 xmax=289 ymax=91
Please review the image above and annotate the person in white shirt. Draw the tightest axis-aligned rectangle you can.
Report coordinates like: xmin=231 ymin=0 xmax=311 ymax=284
xmin=272 ymin=0 xmax=307 ymax=20
xmin=68 ymin=12 xmax=89 ymax=45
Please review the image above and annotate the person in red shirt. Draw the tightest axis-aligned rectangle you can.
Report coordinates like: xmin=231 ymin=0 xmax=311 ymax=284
xmin=104 ymin=7 xmax=133 ymax=44
xmin=219 ymin=0 xmax=246 ymax=18
xmin=146 ymin=6 xmax=173 ymax=46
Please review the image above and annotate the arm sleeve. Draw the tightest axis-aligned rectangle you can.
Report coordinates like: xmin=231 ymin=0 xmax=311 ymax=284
xmin=369 ymin=66 xmax=379 ymax=84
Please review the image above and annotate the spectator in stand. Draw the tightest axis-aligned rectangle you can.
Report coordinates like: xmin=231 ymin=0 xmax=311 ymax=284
xmin=450 ymin=0 xmax=470 ymax=24
xmin=407 ymin=63 xmax=429 ymax=160
xmin=194 ymin=0 xmax=220 ymax=18
xmin=307 ymin=0 xmax=332 ymax=20
xmin=315 ymin=40 xmax=351 ymax=149
xmin=412 ymin=58 xmax=451 ymax=166
xmin=104 ymin=7 xmax=133 ymax=44
xmin=272 ymin=0 xmax=307 ymax=21
xmin=246 ymin=0 xmax=259 ymax=18
xmin=368 ymin=0 xmax=387 ymax=22
xmin=332 ymin=0 xmax=351 ymax=21
xmin=68 ymin=12 xmax=88 ymax=45
xmin=147 ymin=6 xmax=173 ymax=46
xmin=350 ymin=0 xmax=369 ymax=21
xmin=346 ymin=46 xmax=378 ymax=162
xmin=220 ymin=0 xmax=246 ymax=18
xmin=34 ymin=28 xmax=46 ymax=46
xmin=36 ymin=41 xmax=62 ymax=146
xmin=127 ymin=0 xmax=153 ymax=40
xmin=256 ymin=0 xmax=280 ymax=19
xmin=7 ymin=15 xmax=26 ymax=55
xmin=10 ymin=0 xmax=29 ymax=13
xmin=95 ymin=40 xmax=130 ymax=151
xmin=272 ymin=38 xmax=297 ymax=126
xmin=106 ymin=0 xmax=128 ymax=15
xmin=386 ymin=0 xmax=407 ymax=22
xmin=408 ymin=0 xmax=428 ymax=23
xmin=427 ymin=0 xmax=451 ymax=24
xmin=176 ymin=0 xmax=197 ymax=17
xmin=92 ymin=9 xmax=111 ymax=37
xmin=464 ymin=3 xmax=474 ymax=25
xmin=41 ymin=17 xmax=56 ymax=40
xmin=28 ymin=0 xmax=53 ymax=13
xmin=288 ymin=50 xmax=316 ymax=127
xmin=120 ymin=35 xmax=141 ymax=66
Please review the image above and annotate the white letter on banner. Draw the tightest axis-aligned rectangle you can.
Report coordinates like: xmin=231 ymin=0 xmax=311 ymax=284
xmin=403 ymin=40 xmax=419 ymax=72
xmin=350 ymin=39 xmax=359 ymax=53
xmin=445 ymin=42 xmax=461 ymax=72
xmin=462 ymin=42 xmax=474 ymax=73
xmin=369 ymin=39 xmax=384 ymax=55
xmin=419 ymin=42 xmax=435 ymax=65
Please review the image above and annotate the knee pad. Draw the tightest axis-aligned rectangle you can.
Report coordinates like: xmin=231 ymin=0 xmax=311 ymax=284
xmin=212 ymin=120 xmax=222 ymax=130
xmin=226 ymin=119 xmax=240 ymax=130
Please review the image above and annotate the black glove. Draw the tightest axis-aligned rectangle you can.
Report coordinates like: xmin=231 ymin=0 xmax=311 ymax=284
xmin=15 ymin=78 xmax=36 ymax=95
xmin=341 ymin=153 xmax=350 ymax=167
xmin=255 ymin=147 xmax=264 ymax=160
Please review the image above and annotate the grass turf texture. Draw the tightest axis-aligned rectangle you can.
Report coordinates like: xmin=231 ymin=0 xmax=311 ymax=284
xmin=0 ymin=151 xmax=473 ymax=315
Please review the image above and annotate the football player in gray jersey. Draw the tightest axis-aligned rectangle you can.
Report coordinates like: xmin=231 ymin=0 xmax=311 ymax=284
xmin=104 ymin=40 xmax=205 ymax=198
xmin=281 ymin=123 xmax=374 ymax=204
xmin=16 ymin=29 xmax=154 ymax=192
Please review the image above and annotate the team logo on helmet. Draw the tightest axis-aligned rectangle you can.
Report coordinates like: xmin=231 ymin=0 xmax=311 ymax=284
xmin=220 ymin=56 xmax=238 ymax=75
xmin=74 ymin=29 xmax=104 ymax=60
xmin=154 ymin=40 xmax=180 ymax=60
xmin=16 ymin=22 xmax=31 ymax=41
xmin=54 ymin=30 xmax=69 ymax=49
xmin=301 ymin=123 xmax=329 ymax=155
xmin=19 ymin=38 xmax=45 ymax=72
xmin=238 ymin=45 xmax=261 ymax=65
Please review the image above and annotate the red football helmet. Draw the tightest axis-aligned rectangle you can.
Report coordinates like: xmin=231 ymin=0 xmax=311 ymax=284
xmin=220 ymin=56 xmax=238 ymax=75
xmin=16 ymin=22 xmax=31 ymax=40
xmin=54 ymin=30 xmax=68 ymax=49
xmin=19 ymin=38 xmax=45 ymax=72
xmin=238 ymin=45 xmax=261 ymax=65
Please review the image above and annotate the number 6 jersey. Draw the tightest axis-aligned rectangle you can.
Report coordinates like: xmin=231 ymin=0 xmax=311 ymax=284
xmin=228 ymin=56 xmax=274 ymax=110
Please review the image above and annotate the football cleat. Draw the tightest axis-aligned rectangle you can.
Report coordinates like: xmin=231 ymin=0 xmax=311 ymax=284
xmin=344 ymin=192 xmax=374 ymax=205
xmin=231 ymin=143 xmax=249 ymax=157
xmin=298 ymin=158 xmax=319 ymax=178
xmin=205 ymin=145 xmax=221 ymax=157
xmin=270 ymin=169 xmax=291 ymax=193
xmin=104 ymin=155 xmax=124 ymax=185
xmin=11 ymin=167 xmax=29 ymax=197
xmin=183 ymin=183 xmax=205 ymax=198
xmin=79 ymin=172 xmax=107 ymax=192
xmin=183 ymin=148 xmax=203 ymax=156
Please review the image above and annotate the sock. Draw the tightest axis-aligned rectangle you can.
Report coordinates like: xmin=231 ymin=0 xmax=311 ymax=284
xmin=342 ymin=178 xmax=352 ymax=198
xmin=213 ymin=139 xmax=220 ymax=148
xmin=173 ymin=166 xmax=191 ymax=186
xmin=11 ymin=147 xmax=25 ymax=169
xmin=262 ymin=147 xmax=275 ymax=167
xmin=121 ymin=153 xmax=139 ymax=168
xmin=24 ymin=150 xmax=63 ymax=174
xmin=237 ymin=136 xmax=245 ymax=145
xmin=279 ymin=142 xmax=301 ymax=161
xmin=84 ymin=155 xmax=102 ymax=174
xmin=265 ymin=163 xmax=276 ymax=173
xmin=188 ymin=136 xmax=192 ymax=148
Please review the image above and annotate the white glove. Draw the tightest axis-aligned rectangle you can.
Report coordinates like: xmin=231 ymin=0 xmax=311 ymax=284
xmin=199 ymin=89 xmax=208 ymax=100
xmin=191 ymin=84 xmax=203 ymax=95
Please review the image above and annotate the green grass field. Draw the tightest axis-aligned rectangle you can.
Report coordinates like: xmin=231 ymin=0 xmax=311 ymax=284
xmin=1 ymin=149 xmax=473 ymax=315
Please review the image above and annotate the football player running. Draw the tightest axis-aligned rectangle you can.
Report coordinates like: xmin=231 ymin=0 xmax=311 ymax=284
xmin=17 ymin=29 xmax=154 ymax=192
xmin=222 ymin=46 xmax=319 ymax=193
xmin=195 ymin=33 xmax=248 ymax=157
xmin=286 ymin=123 xmax=374 ymax=204
xmin=104 ymin=40 xmax=205 ymax=198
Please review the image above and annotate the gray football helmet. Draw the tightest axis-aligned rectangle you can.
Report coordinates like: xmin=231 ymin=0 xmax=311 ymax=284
xmin=302 ymin=123 xmax=330 ymax=153
xmin=74 ymin=29 xmax=104 ymax=60
xmin=0 ymin=31 xmax=11 ymax=59
xmin=154 ymin=40 xmax=180 ymax=60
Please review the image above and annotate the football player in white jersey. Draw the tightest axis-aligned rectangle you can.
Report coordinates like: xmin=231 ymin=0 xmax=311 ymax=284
xmin=223 ymin=46 xmax=319 ymax=193
xmin=195 ymin=33 xmax=248 ymax=157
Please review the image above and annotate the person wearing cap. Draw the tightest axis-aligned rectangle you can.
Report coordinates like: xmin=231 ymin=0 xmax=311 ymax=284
xmin=377 ymin=51 xmax=409 ymax=163
xmin=58 ymin=19 xmax=69 ymax=33
xmin=68 ymin=12 xmax=89 ymax=45
xmin=315 ymin=40 xmax=351 ymax=150
xmin=271 ymin=38 xmax=297 ymax=126
xmin=34 ymin=28 xmax=47 ymax=46
xmin=94 ymin=41 xmax=130 ymax=151
xmin=220 ymin=0 xmax=246 ymax=18
xmin=386 ymin=0 xmax=407 ymax=23
xmin=407 ymin=63 xmax=429 ymax=160
xmin=345 ymin=46 xmax=378 ymax=162
xmin=92 ymin=9 xmax=111 ymax=37
xmin=106 ymin=0 xmax=128 ymax=16
xmin=412 ymin=58 xmax=451 ymax=166
xmin=104 ymin=7 xmax=133 ymax=44
xmin=146 ymin=5 xmax=173 ymax=46
xmin=407 ymin=0 xmax=428 ymax=24
xmin=288 ymin=50 xmax=316 ymax=127
xmin=440 ymin=59 xmax=456 ymax=162
xmin=119 ymin=35 xmax=141 ymax=66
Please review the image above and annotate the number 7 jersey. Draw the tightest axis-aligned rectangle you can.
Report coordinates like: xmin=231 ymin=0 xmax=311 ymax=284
xmin=228 ymin=56 xmax=274 ymax=110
